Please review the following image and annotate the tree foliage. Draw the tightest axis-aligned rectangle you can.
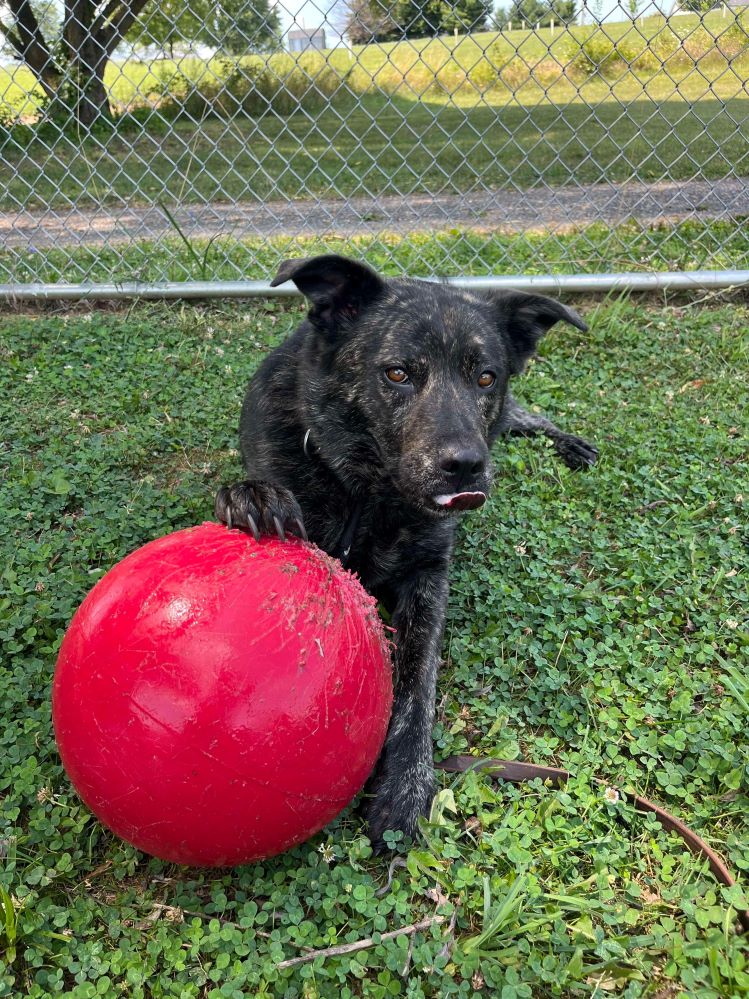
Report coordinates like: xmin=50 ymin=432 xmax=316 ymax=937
xmin=131 ymin=0 xmax=280 ymax=56
xmin=344 ymin=0 xmax=400 ymax=43
xmin=676 ymin=0 xmax=721 ymax=11
xmin=345 ymin=0 xmax=493 ymax=40
xmin=193 ymin=0 xmax=280 ymax=54
xmin=499 ymin=0 xmax=576 ymax=27
xmin=128 ymin=0 xmax=204 ymax=57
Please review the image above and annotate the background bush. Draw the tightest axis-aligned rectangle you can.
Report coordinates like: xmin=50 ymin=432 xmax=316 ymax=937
xmin=132 ymin=54 xmax=352 ymax=119
xmin=564 ymin=17 xmax=749 ymax=80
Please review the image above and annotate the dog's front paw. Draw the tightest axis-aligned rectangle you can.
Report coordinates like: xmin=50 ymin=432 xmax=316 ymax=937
xmin=214 ymin=480 xmax=307 ymax=541
xmin=553 ymin=433 xmax=598 ymax=470
xmin=360 ymin=762 xmax=436 ymax=854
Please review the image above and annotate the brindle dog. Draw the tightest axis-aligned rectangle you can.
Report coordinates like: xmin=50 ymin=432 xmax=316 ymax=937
xmin=215 ymin=254 xmax=596 ymax=851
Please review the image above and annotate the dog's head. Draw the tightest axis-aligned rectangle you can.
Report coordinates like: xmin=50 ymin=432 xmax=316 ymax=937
xmin=271 ymin=254 xmax=586 ymax=515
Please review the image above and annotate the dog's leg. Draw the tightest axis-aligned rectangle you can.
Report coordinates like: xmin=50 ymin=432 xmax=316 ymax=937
xmin=360 ymin=570 xmax=449 ymax=852
xmin=500 ymin=393 xmax=598 ymax=470
xmin=214 ymin=480 xmax=306 ymax=540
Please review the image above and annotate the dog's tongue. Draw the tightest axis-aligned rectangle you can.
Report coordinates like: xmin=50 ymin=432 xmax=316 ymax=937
xmin=434 ymin=492 xmax=487 ymax=511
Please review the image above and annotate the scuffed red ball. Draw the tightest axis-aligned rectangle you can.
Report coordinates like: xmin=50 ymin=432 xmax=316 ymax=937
xmin=52 ymin=523 xmax=392 ymax=866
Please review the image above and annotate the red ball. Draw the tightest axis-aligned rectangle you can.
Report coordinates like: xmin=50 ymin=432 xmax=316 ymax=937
xmin=52 ymin=523 xmax=392 ymax=866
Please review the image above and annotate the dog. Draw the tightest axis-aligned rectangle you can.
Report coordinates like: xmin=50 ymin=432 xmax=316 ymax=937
xmin=215 ymin=254 xmax=596 ymax=851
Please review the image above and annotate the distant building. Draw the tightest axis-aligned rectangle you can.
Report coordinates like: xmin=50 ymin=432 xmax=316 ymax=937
xmin=287 ymin=27 xmax=327 ymax=52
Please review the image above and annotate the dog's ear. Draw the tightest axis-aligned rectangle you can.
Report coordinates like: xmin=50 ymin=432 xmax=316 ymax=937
xmin=490 ymin=291 xmax=588 ymax=374
xmin=270 ymin=255 xmax=384 ymax=330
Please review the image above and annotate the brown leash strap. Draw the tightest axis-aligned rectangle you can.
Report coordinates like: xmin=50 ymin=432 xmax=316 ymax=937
xmin=436 ymin=755 xmax=749 ymax=934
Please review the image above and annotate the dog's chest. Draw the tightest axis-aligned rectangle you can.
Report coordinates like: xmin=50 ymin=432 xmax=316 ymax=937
xmin=332 ymin=501 xmax=402 ymax=587
xmin=338 ymin=501 xmax=450 ymax=600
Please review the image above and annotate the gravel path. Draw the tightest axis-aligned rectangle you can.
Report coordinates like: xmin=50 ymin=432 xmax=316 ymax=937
xmin=1 ymin=177 xmax=747 ymax=249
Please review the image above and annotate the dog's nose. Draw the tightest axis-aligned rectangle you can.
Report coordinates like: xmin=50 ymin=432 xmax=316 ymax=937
xmin=439 ymin=447 xmax=485 ymax=480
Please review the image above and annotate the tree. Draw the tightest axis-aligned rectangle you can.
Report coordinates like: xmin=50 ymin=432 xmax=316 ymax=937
xmin=384 ymin=0 xmax=493 ymax=37
xmin=131 ymin=0 xmax=279 ymax=57
xmin=193 ymin=0 xmax=280 ymax=55
xmin=0 ymin=0 xmax=58 ymax=58
xmin=344 ymin=0 xmax=400 ymax=43
xmin=493 ymin=4 xmax=509 ymax=26
xmin=676 ymin=0 xmax=720 ymax=10
xmin=550 ymin=0 xmax=575 ymax=22
xmin=506 ymin=0 xmax=575 ymax=26
xmin=128 ymin=0 xmax=204 ymax=58
xmin=440 ymin=0 xmax=494 ymax=31
xmin=391 ymin=0 xmax=444 ymax=36
xmin=0 ymin=0 xmax=151 ymax=125
xmin=0 ymin=0 xmax=281 ymax=126
xmin=508 ymin=0 xmax=550 ymax=25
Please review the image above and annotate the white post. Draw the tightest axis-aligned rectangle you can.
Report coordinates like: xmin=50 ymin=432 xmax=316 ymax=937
xmin=550 ymin=17 xmax=555 ymax=34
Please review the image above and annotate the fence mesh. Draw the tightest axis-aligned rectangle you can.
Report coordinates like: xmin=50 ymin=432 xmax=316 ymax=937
xmin=0 ymin=0 xmax=747 ymax=290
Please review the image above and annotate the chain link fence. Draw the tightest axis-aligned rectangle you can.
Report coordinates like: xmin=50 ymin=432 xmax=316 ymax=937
xmin=1 ymin=0 xmax=748 ymax=296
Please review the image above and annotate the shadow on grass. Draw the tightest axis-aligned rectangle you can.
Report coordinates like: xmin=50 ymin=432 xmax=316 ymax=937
xmin=1 ymin=89 xmax=748 ymax=213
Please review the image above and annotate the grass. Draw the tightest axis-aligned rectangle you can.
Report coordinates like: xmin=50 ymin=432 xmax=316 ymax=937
xmin=0 ymin=13 xmax=748 ymax=212
xmin=0 ymin=255 xmax=748 ymax=995
xmin=3 ymin=90 xmax=748 ymax=214
xmin=3 ymin=217 xmax=749 ymax=287
xmin=342 ymin=11 xmax=747 ymax=74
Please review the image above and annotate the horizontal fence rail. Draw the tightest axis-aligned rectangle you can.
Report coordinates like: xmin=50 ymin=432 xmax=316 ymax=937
xmin=3 ymin=269 xmax=749 ymax=303
xmin=1 ymin=0 xmax=748 ymax=295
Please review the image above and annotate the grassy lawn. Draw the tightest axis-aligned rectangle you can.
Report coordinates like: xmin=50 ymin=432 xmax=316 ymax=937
xmin=3 ymin=90 xmax=748 ymax=214
xmin=341 ymin=11 xmax=748 ymax=71
xmin=1 ymin=12 xmax=748 ymax=213
xmin=1 ymin=258 xmax=747 ymax=994
xmin=4 ymin=218 xmax=749 ymax=287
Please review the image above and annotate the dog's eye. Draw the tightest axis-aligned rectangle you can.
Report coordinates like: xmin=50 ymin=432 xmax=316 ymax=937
xmin=478 ymin=371 xmax=496 ymax=389
xmin=385 ymin=368 xmax=409 ymax=384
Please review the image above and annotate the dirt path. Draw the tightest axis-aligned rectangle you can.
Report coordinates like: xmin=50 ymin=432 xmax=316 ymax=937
xmin=1 ymin=177 xmax=747 ymax=249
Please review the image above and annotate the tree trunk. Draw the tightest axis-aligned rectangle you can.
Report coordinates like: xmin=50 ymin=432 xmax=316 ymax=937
xmin=5 ymin=0 xmax=149 ymax=126
xmin=73 ymin=45 xmax=111 ymax=125
xmin=5 ymin=0 xmax=62 ymax=101
xmin=62 ymin=1 xmax=111 ymax=125
xmin=39 ymin=67 xmax=62 ymax=101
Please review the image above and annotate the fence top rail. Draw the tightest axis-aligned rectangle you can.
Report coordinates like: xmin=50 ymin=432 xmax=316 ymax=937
xmin=2 ymin=271 xmax=749 ymax=302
